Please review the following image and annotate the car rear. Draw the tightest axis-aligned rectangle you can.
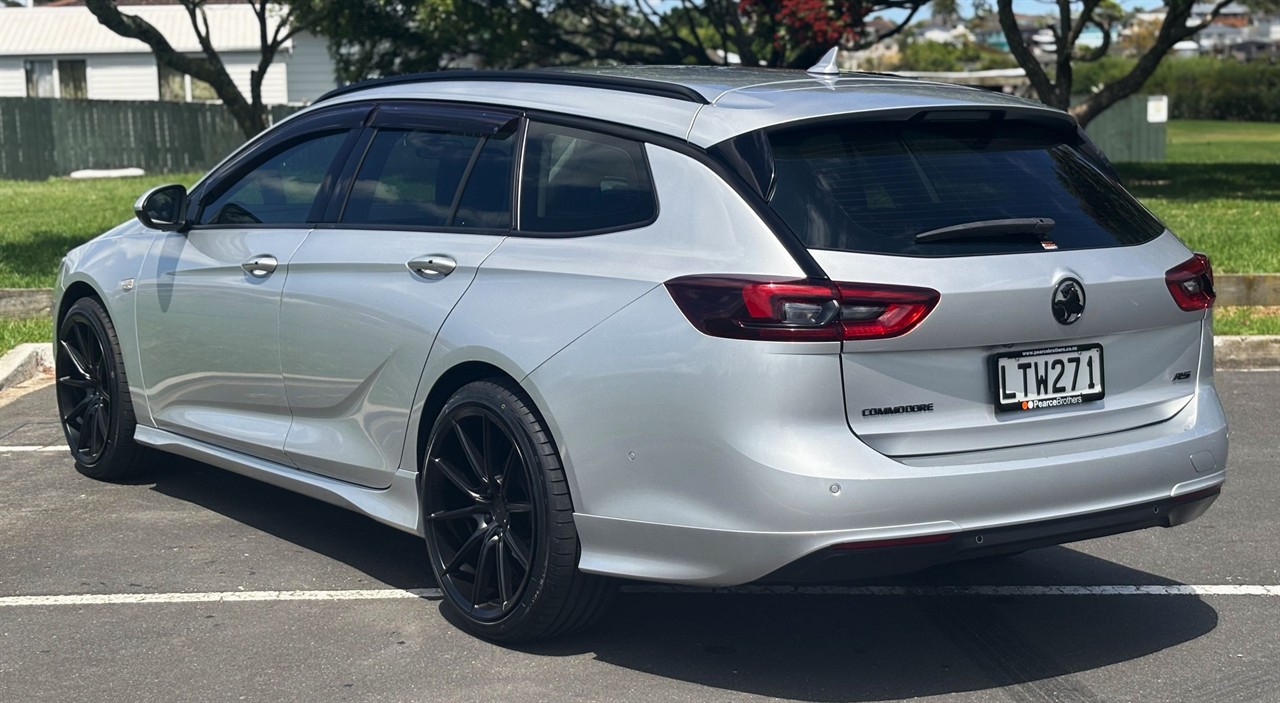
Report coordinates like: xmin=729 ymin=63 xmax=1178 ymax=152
xmin=524 ymin=75 xmax=1228 ymax=586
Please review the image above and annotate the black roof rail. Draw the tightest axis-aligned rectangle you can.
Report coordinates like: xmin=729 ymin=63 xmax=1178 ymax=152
xmin=314 ymin=70 xmax=711 ymax=106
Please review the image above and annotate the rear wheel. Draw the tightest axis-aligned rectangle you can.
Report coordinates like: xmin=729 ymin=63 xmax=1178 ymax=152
xmin=421 ymin=379 xmax=612 ymax=642
xmin=56 ymin=297 xmax=151 ymax=480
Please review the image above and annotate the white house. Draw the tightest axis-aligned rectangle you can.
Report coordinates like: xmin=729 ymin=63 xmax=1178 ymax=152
xmin=0 ymin=4 xmax=337 ymax=104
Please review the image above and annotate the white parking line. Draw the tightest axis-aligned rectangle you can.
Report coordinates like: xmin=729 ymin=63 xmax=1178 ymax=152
xmin=624 ymin=584 xmax=1280 ymax=596
xmin=2 ymin=584 xmax=1279 ymax=607
xmin=0 ymin=589 xmax=443 ymax=606
xmin=0 ymin=446 xmax=66 ymax=452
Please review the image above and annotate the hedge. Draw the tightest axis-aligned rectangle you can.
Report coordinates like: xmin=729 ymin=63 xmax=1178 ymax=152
xmin=1073 ymin=56 xmax=1280 ymax=122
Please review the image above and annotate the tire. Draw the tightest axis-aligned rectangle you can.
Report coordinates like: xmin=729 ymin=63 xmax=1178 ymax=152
xmin=55 ymin=297 xmax=152 ymax=481
xmin=420 ymin=379 xmax=613 ymax=642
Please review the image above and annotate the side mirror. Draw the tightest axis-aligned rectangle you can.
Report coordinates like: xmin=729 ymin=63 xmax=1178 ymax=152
xmin=134 ymin=184 xmax=189 ymax=231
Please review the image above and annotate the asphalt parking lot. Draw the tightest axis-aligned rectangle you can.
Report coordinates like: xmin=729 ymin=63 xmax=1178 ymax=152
xmin=1 ymin=372 xmax=1277 ymax=703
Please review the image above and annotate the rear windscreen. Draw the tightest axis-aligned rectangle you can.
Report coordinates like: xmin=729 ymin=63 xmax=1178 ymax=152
xmin=766 ymin=121 xmax=1166 ymax=257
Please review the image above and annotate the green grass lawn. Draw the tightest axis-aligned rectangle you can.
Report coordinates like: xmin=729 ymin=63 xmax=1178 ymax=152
xmin=1117 ymin=119 xmax=1279 ymax=275
xmin=0 ymin=317 xmax=51 ymax=354
xmin=1215 ymin=307 xmax=1280 ymax=335
xmin=0 ymin=172 xmax=202 ymax=289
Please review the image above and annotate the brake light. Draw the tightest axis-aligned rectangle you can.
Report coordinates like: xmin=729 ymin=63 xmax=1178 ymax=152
xmin=664 ymin=276 xmax=940 ymax=342
xmin=1165 ymin=253 xmax=1216 ymax=311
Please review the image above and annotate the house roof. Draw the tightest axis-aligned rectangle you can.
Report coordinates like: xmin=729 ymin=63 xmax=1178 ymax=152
xmin=0 ymin=5 xmax=289 ymax=57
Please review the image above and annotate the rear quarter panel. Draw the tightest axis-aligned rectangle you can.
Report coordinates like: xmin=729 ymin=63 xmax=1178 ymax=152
xmin=399 ymin=144 xmax=806 ymax=478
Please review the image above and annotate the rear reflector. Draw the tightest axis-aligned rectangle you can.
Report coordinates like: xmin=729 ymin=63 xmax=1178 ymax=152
xmin=1165 ymin=253 xmax=1216 ymax=311
xmin=665 ymin=276 xmax=939 ymax=342
xmin=831 ymin=533 xmax=953 ymax=550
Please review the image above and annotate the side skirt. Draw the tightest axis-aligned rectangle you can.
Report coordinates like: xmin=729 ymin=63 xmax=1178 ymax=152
xmin=133 ymin=425 xmax=421 ymax=534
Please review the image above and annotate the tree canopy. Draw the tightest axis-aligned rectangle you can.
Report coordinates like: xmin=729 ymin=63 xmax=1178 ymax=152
xmin=998 ymin=0 xmax=1279 ymax=126
xmin=292 ymin=0 xmax=931 ymax=81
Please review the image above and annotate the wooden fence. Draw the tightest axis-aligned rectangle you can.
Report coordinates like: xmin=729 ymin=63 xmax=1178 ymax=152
xmin=0 ymin=98 xmax=299 ymax=181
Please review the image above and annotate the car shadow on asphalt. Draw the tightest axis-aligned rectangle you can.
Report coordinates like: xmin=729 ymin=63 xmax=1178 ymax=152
xmin=144 ymin=456 xmax=1217 ymax=701
xmin=518 ymin=551 xmax=1218 ymax=701
xmin=144 ymin=456 xmax=435 ymax=590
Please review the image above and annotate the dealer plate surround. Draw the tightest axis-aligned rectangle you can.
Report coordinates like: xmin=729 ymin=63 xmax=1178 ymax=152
xmin=993 ymin=344 xmax=1105 ymax=412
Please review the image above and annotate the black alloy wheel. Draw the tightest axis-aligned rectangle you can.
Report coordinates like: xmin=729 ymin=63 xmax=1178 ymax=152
xmin=424 ymin=404 xmax=537 ymax=621
xmin=55 ymin=297 xmax=149 ymax=480
xmin=421 ymin=380 xmax=612 ymax=642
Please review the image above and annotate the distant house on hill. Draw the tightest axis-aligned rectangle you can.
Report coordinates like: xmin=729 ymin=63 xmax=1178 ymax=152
xmin=0 ymin=4 xmax=336 ymax=103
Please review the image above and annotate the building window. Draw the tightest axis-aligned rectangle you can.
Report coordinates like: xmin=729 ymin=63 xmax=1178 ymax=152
xmin=57 ymin=60 xmax=87 ymax=99
xmin=159 ymin=63 xmax=219 ymax=103
xmin=24 ymin=60 xmax=54 ymax=98
xmin=24 ymin=59 xmax=88 ymax=99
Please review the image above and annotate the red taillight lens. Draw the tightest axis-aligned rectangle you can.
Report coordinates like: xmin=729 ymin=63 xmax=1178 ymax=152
xmin=664 ymin=276 xmax=940 ymax=342
xmin=1165 ymin=253 xmax=1216 ymax=311
xmin=835 ymin=283 xmax=941 ymax=340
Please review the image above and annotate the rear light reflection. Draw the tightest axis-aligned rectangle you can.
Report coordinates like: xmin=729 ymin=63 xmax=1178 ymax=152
xmin=665 ymin=276 xmax=940 ymax=342
xmin=1165 ymin=253 xmax=1216 ymax=311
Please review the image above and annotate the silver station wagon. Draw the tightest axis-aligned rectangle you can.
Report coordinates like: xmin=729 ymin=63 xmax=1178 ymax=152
xmin=54 ymin=62 xmax=1227 ymax=641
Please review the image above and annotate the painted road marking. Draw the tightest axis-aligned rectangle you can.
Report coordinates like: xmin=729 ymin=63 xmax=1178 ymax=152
xmin=0 ymin=446 xmax=66 ymax=452
xmin=0 ymin=589 xmax=443 ymax=606
xmin=3 ymin=584 xmax=1280 ymax=607
xmin=625 ymin=584 xmax=1280 ymax=596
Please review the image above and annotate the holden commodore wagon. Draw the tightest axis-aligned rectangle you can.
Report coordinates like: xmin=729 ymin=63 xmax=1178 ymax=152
xmin=53 ymin=61 xmax=1227 ymax=641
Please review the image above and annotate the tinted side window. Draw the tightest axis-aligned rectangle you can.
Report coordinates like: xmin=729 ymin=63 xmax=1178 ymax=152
xmin=200 ymin=131 xmax=348 ymax=225
xmin=520 ymin=122 xmax=655 ymax=234
xmin=342 ymin=129 xmax=481 ymax=227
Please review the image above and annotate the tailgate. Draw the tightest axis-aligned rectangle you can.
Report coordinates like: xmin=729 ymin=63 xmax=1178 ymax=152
xmin=813 ymin=235 xmax=1207 ymax=456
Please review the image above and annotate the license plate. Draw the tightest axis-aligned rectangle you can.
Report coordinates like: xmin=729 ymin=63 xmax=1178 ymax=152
xmin=992 ymin=344 xmax=1104 ymax=412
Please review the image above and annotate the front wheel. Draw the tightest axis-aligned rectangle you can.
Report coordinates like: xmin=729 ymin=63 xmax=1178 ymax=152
xmin=420 ymin=379 xmax=612 ymax=642
xmin=55 ymin=297 xmax=151 ymax=480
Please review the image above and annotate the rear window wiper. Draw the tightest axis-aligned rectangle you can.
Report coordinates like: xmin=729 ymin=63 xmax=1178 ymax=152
xmin=914 ymin=217 xmax=1055 ymax=243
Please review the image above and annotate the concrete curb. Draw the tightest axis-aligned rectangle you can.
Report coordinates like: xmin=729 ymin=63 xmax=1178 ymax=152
xmin=0 ymin=337 xmax=1275 ymax=398
xmin=1214 ymin=335 xmax=1280 ymax=370
xmin=0 ymin=343 xmax=54 ymax=392
xmin=0 ymin=289 xmax=53 ymax=319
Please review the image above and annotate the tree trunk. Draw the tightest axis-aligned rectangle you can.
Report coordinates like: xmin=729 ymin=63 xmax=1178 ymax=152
xmin=998 ymin=0 xmax=1231 ymax=128
xmin=85 ymin=0 xmax=268 ymax=138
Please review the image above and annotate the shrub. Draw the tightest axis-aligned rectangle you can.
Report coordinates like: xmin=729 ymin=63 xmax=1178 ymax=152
xmin=1073 ymin=56 xmax=1280 ymax=122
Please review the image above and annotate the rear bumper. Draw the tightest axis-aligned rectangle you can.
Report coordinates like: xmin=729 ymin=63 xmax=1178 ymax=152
xmin=761 ymin=487 xmax=1220 ymax=583
xmin=572 ymin=382 xmax=1228 ymax=586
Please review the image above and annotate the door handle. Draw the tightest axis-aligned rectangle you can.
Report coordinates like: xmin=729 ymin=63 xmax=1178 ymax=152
xmin=241 ymin=255 xmax=278 ymax=278
xmin=407 ymin=255 xmax=457 ymax=280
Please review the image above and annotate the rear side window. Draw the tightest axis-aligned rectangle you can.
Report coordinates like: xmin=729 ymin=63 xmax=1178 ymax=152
xmin=520 ymin=122 xmax=656 ymax=234
xmin=342 ymin=128 xmax=505 ymax=228
xmin=765 ymin=122 xmax=1165 ymax=257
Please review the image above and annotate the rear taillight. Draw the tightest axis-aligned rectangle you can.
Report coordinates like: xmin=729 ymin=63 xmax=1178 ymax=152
xmin=1165 ymin=253 xmax=1216 ymax=311
xmin=664 ymin=276 xmax=940 ymax=342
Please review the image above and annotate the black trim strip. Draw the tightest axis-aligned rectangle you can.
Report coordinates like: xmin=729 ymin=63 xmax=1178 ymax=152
xmin=315 ymin=70 xmax=710 ymax=106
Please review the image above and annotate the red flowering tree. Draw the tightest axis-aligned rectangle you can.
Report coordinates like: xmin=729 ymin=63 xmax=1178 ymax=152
xmin=737 ymin=0 xmax=927 ymax=66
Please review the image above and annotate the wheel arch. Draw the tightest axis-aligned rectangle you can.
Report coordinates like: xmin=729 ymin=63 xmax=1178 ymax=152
xmin=56 ymin=280 xmax=107 ymax=327
xmin=414 ymin=361 xmax=523 ymax=477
